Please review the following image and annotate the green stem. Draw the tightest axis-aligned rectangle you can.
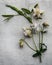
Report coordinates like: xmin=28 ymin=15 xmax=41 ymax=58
xmin=41 ymin=33 xmax=43 ymax=43
xmin=39 ymin=32 xmax=42 ymax=63
xmin=14 ymin=14 xmax=19 ymax=16
xmin=24 ymin=40 xmax=36 ymax=52
xmin=32 ymin=34 xmax=38 ymax=50
xmin=39 ymin=55 xmax=42 ymax=63
xmin=41 ymin=27 xmax=44 ymax=44
xmin=39 ymin=32 xmax=41 ymax=49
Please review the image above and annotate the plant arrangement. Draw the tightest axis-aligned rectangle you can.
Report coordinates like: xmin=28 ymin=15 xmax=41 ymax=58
xmin=2 ymin=3 xmax=49 ymax=63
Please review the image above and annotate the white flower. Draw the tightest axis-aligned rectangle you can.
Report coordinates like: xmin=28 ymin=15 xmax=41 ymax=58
xmin=30 ymin=23 xmax=38 ymax=29
xmin=36 ymin=26 xmax=41 ymax=32
xmin=23 ymin=27 xmax=32 ymax=37
xmin=30 ymin=23 xmax=42 ymax=33
xmin=32 ymin=5 xmax=44 ymax=19
xmin=42 ymin=22 xmax=49 ymax=27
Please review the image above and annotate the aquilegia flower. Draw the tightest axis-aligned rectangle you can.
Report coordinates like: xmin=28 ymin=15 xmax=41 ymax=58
xmin=23 ymin=27 xmax=32 ymax=37
xmin=30 ymin=23 xmax=42 ymax=34
xmin=42 ymin=22 xmax=49 ymax=28
xmin=32 ymin=3 xmax=44 ymax=19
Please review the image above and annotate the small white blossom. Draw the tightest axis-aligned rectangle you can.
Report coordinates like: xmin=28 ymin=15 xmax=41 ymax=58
xmin=36 ymin=26 xmax=41 ymax=32
xmin=30 ymin=23 xmax=42 ymax=33
xmin=32 ymin=5 xmax=44 ymax=19
xmin=42 ymin=22 xmax=49 ymax=27
xmin=23 ymin=27 xmax=32 ymax=37
xmin=30 ymin=23 xmax=38 ymax=29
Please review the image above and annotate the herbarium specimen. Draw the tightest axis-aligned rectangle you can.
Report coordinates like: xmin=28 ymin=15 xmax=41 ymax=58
xmin=2 ymin=3 xmax=49 ymax=62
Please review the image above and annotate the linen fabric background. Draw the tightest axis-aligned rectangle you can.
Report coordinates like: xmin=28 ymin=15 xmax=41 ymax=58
xmin=0 ymin=0 xmax=52 ymax=65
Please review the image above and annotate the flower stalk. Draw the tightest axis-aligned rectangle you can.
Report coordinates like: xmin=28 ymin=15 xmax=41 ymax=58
xmin=23 ymin=40 xmax=36 ymax=51
xmin=32 ymin=34 xmax=38 ymax=50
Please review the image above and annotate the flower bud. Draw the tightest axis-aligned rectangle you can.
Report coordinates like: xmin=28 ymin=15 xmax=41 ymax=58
xmin=19 ymin=39 xmax=24 ymax=48
xmin=42 ymin=22 xmax=49 ymax=27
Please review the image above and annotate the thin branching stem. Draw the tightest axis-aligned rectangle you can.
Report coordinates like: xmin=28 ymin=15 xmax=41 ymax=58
xmin=39 ymin=32 xmax=41 ymax=49
xmin=41 ymin=28 xmax=44 ymax=44
xmin=39 ymin=55 xmax=42 ymax=63
xmin=23 ymin=40 xmax=36 ymax=52
xmin=39 ymin=31 xmax=42 ymax=63
xmin=32 ymin=34 xmax=38 ymax=50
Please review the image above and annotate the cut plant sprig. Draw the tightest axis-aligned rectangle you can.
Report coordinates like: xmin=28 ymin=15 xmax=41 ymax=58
xmin=2 ymin=3 xmax=49 ymax=63
xmin=2 ymin=4 xmax=44 ymax=23
xmin=2 ymin=4 xmax=33 ymax=23
xmin=19 ymin=38 xmax=45 ymax=60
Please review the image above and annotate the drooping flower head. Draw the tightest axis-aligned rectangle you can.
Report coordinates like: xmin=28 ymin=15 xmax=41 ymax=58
xmin=42 ymin=22 xmax=49 ymax=28
xmin=32 ymin=3 xmax=44 ymax=19
xmin=19 ymin=39 xmax=24 ymax=48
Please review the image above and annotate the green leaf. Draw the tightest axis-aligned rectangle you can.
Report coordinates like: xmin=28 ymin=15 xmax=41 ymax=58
xmin=41 ymin=44 xmax=47 ymax=49
xmin=21 ymin=8 xmax=31 ymax=14
xmin=3 ymin=17 xmax=13 ymax=21
xmin=32 ymin=51 xmax=41 ymax=57
xmin=2 ymin=15 xmax=14 ymax=21
xmin=41 ymin=30 xmax=47 ymax=33
xmin=34 ymin=3 xmax=38 ymax=8
xmin=6 ymin=5 xmax=24 ymax=15
xmin=31 ymin=9 xmax=33 ymax=13
xmin=41 ymin=48 xmax=47 ymax=53
xmin=25 ymin=16 xmax=32 ymax=23
xmin=2 ymin=15 xmax=14 ymax=17
xmin=32 ymin=53 xmax=39 ymax=57
xmin=3 ymin=5 xmax=32 ymax=23
xmin=40 ymin=43 xmax=47 ymax=53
